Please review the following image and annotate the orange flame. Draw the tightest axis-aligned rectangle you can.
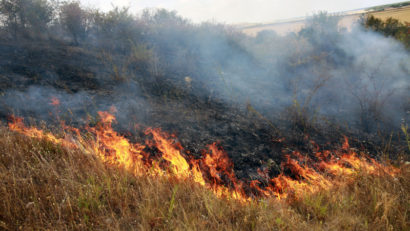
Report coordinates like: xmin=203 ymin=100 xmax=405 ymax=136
xmin=50 ymin=96 xmax=60 ymax=106
xmin=8 ymin=111 xmax=399 ymax=202
xmin=8 ymin=116 xmax=76 ymax=148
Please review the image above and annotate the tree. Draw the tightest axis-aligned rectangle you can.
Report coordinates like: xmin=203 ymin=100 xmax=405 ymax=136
xmin=299 ymin=12 xmax=343 ymax=56
xmin=60 ymin=1 xmax=86 ymax=44
xmin=362 ymin=15 xmax=383 ymax=32
xmin=0 ymin=0 xmax=20 ymax=38
xmin=24 ymin=0 xmax=53 ymax=35
xmin=141 ymin=8 xmax=187 ymax=27
xmin=92 ymin=7 xmax=142 ymax=53
xmin=0 ymin=0 xmax=53 ymax=39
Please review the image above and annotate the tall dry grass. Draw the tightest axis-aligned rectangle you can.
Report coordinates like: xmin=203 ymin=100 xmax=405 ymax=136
xmin=0 ymin=125 xmax=408 ymax=230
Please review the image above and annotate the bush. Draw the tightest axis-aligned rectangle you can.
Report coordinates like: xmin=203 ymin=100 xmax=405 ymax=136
xmin=363 ymin=15 xmax=410 ymax=49
xmin=59 ymin=1 xmax=87 ymax=45
xmin=0 ymin=0 xmax=53 ymax=39
xmin=92 ymin=7 xmax=142 ymax=53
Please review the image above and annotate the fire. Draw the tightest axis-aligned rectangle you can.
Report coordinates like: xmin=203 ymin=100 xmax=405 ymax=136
xmin=147 ymin=128 xmax=191 ymax=177
xmin=85 ymin=111 xmax=146 ymax=174
xmin=7 ymin=111 xmax=399 ymax=202
xmin=50 ymin=96 xmax=60 ymax=106
xmin=8 ymin=116 xmax=76 ymax=148
xmin=200 ymin=144 xmax=248 ymax=200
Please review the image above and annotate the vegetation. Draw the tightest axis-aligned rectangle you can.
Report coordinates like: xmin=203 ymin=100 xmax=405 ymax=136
xmin=59 ymin=1 xmax=87 ymax=45
xmin=0 ymin=126 xmax=408 ymax=230
xmin=363 ymin=15 xmax=410 ymax=48
xmin=0 ymin=0 xmax=54 ymax=39
xmin=0 ymin=2 xmax=408 ymax=230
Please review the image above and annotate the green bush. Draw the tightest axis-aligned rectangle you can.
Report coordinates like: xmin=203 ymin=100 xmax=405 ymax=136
xmin=363 ymin=15 xmax=410 ymax=49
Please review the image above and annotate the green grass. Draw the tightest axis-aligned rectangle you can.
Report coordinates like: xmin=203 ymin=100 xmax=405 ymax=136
xmin=0 ymin=125 xmax=408 ymax=230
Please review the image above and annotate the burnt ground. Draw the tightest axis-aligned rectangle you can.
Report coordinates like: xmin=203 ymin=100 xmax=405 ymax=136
xmin=0 ymin=41 xmax=407 ymax=179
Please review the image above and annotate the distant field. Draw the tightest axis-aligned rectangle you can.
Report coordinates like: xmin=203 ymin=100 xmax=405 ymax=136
xmin=240 ymin=5 xmax=410 ymax=36
xmin=370 ymin=5 xmax=410 ymax=23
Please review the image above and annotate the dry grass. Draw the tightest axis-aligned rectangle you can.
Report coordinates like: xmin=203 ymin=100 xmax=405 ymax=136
xmin=0 ymin=125 xmax=408 ymax=230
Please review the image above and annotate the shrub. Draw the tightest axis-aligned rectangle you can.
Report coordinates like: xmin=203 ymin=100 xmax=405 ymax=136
xmin=59 ymin=1 xmax=87 ymax=45
xmin=363 ymin=15 xmax=410 ymax=49
xmin=0 ymin=0 xmax=53 ymax=39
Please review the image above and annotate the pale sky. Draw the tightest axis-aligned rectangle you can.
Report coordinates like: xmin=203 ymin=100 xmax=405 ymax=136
xmin=80 ymin=0 xmax=403 ymax=23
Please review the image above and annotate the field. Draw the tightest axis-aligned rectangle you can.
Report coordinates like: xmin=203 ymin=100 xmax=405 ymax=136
xmin=370 ymin=5 xmax=410 ymax=23
xmin=240 ymin=5 xmax=410 ymax=36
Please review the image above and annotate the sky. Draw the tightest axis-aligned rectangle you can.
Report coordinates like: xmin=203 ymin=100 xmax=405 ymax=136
xmin=80 ymin=0 xmax=404 ymax=23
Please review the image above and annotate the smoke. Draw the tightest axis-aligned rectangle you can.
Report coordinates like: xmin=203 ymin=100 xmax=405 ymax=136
xmin=1 ymin=86 xmax=93 ymax=124
xmin=155 ymin=13 xmax=410 ymax=133
xmin=0 ymin=82 xmax=150 ymax=130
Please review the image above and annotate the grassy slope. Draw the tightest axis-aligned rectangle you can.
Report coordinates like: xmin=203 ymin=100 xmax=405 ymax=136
xmin=0 ymin=126 xmax=408 ymax=230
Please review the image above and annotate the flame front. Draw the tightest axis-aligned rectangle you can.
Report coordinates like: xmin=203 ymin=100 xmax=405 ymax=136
xmin=50 ymin=96 xmax=60 ymax=106
xmin=8 ymin=111 xmax=399 ymax=202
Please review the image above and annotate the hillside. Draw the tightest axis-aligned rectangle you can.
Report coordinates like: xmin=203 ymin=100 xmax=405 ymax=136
xmin=0 ymin=1 xmax=409 ymax=230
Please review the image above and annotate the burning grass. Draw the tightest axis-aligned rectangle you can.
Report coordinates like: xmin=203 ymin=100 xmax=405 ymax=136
xmin=0 ymin=114 xmax=409 ymax=230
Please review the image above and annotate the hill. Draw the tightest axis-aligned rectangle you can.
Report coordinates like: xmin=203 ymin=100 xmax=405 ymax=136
xmin=0 ymin=2 xmax=409 ymax=229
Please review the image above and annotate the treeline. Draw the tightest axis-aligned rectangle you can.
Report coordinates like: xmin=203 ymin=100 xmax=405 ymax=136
xmin=0 ymin=1 xmax=408 ymax=47
xmin=0 ymin=0 xmax=248 ymax=79
xmin=0 ymin=0 xmax=187 ymax=49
